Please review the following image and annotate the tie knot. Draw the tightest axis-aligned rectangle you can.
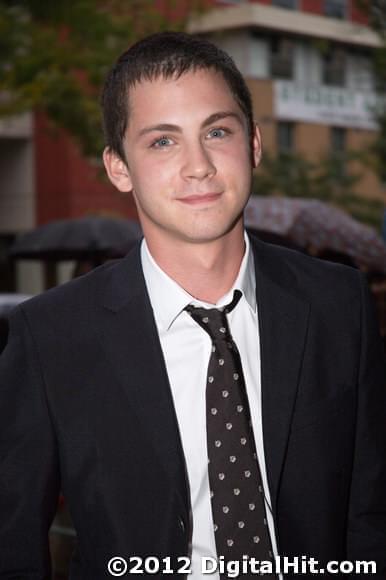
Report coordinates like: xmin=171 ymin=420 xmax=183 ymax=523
xmin=185 ymin=290 xmax=242 ymax=342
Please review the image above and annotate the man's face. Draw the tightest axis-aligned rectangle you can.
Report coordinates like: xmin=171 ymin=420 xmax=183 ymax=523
xmin=104 ymin=68 xmax=261 ymax=246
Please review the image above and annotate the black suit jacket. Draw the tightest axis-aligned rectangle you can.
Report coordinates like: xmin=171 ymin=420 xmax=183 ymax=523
xmin=1 ymin=236 xmax=385 ymax=579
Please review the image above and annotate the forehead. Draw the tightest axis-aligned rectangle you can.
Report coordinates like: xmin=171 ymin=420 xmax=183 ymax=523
xmin=126 ymin=68 xmax=243 ymax=130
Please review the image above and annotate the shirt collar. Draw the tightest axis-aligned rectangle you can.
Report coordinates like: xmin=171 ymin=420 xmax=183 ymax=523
xmin=141 ymin=232 xmax=256 ymax=332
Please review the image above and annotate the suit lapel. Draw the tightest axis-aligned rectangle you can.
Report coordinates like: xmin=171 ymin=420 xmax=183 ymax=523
xmin=251 ymin=238 xmax=310 ymax=514
xmin=93 ymin=237 xmax=309 ymax=525
xmin=95 ymin=244 xmax=190 ymax=514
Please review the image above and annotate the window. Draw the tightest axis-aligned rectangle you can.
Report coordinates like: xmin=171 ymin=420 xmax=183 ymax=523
xmin=371 ymin=3 xmax=386 ymax=34
xmin=322 ymin=46 xmax=346 ymax=87
xmin=324 ymin=0 xmax=347 ymax=19
xmin=270 ymin=37 xmax=294 ymax=80
xmin=278 ymin=122 xmax=295 ymax=154
xmin=330 ymin=127 xmax=347 ymax=178
xmin=331 ymin=127 xmax=346 ymax=153
xmin=272 ymin=0 xmax=297 ymax=8
xmin=350 ymin=51 xmax=374 ymax=91
xmin=0 ymin=235 xmax=16 ymax=292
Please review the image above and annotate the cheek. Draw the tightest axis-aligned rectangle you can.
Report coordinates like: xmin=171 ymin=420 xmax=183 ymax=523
xmin=221 ymin=152 xmax=252 ymax=188
xmin=218 ymin=141 xmax=251 ymax=170
xmin=131 ymin=156 xmax=177 ymax=194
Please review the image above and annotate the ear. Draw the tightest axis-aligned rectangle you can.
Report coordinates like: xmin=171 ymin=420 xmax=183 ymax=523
xmin=251 ymin=123 xmax=262 ymax=168
xmin=103 ymin=147 xmax=133 ymax=193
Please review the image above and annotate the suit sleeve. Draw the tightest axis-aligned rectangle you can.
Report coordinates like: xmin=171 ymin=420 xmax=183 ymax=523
xmin=0 ymin=306 xmax=60 ymax=579
xmin=346 ymin=272 xmax=386 ymax=574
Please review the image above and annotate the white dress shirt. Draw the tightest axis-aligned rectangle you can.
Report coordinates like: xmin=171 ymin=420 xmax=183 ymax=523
xmin=141 ymin=234 xmax=279 ymax=579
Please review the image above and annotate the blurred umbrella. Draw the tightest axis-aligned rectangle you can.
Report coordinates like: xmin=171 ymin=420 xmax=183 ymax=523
xmin=245 ymin=197 xmax=386 ymax=273
xmin=9 ymin=216 xmax=142 ymax=263
xmin=0 ymin=293 xmax=32 ymax=317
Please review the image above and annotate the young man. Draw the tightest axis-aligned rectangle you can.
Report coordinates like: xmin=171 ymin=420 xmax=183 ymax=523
xmin=0 ymin=32 xmax=385 ymax=579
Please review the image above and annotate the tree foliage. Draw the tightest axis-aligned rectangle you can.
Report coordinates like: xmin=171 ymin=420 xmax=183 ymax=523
xmin=0 ymin=0 xmax=203 ymax=157
xmin=253 ymin=151 xmax=383 ymax=229
xmin=355 ymin=0 xmax=386 ymax=181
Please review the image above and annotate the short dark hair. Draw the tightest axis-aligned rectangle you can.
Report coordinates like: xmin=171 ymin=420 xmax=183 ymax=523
xmin=101 ymin=31 xmax=254 ymax=162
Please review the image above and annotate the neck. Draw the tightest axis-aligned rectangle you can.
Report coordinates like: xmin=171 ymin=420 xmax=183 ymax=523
xmin=145 ymin=226 xmax=245 ymax=304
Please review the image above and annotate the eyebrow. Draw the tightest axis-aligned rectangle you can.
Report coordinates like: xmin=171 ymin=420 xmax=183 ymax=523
xmin=137 ymin=111 xmax=244 ymax=138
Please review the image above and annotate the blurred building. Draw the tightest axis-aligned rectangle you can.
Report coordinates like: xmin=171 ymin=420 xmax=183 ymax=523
xmin=0 ymin=113 xmax=137 ymax=294
xmin=190 ymin=0 xmax=384 ymax=197
xmin=0 ymin=0 xmax=384 ymax=294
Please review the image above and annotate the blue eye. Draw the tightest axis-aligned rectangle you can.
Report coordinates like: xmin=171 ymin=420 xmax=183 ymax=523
xmin=152 ymin=136 xmax=173 ymax=148
xmin=207 ymin=128 xmax=229 ymax=139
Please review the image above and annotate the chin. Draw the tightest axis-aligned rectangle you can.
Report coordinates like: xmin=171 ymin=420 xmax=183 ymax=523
xmin=178 ymin=221 xmax=242 ymax=245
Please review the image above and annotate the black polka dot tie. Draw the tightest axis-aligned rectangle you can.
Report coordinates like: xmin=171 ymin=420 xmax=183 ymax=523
xmin=186 ymin=290 xmax=275 ymax=577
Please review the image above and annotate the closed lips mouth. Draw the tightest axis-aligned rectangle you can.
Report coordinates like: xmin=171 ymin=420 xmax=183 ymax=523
xmin=178 ymin=193 xmax=222 ymax=202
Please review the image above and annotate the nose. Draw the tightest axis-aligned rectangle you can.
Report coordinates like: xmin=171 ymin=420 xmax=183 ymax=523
xmin=180 ymin=139 xmax=216 ymax=181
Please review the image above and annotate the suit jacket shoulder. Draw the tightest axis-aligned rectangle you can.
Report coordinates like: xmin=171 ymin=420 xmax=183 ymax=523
xmin=249 ymin=234 xmax=364 ymax=317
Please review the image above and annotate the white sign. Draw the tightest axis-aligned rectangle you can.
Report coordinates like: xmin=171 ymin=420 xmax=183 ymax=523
xmin=274 ymin=81 xmax=381 ymax=130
